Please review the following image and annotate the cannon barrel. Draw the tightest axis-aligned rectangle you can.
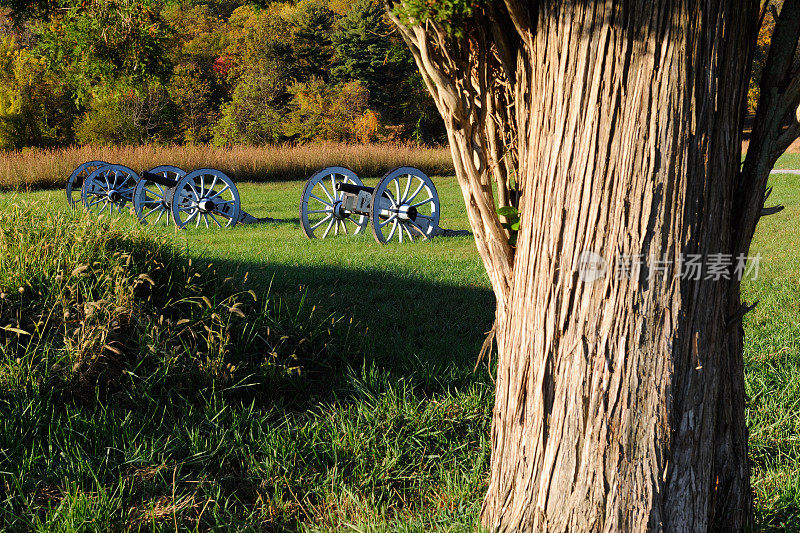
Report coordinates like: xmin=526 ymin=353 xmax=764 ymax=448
xmin=335 ymin=182 xmax=374 ymax=195
xmin=142 ymin=171 xmax=179 ymax=188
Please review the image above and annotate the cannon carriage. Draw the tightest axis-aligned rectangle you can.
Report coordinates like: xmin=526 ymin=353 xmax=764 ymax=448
xmin=71 ymin=163 xmax=263 ymax=228
xmin=299 ymin=166 xmax=440 ymax=243
xmin=132 ymin=166 xmax=259 ymax=228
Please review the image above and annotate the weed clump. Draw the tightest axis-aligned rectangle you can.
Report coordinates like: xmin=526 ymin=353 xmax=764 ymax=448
xmin=0 ymin=203 xmax=352 ymax=406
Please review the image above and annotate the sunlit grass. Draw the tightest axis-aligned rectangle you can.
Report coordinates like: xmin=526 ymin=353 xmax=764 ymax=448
xmin=743 ymin=173 xmax=800 ymax=532
xmin=0 ymin=176 xmax=493 ymax=531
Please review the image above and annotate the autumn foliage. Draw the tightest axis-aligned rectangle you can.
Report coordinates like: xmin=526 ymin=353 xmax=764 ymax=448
xmin=0 ymin=0 xmax=445 ymax=150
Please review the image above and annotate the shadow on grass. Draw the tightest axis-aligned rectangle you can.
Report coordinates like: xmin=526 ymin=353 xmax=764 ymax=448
xmin=755 ymin=503 xmax=800 ymax=533
xmin=220 ymin=258 xmax=496 ymax=400
xmin=0 ymin=259 xmax=495 ymax=531
xmin=250 ymin=216 xmax=301 ymax=225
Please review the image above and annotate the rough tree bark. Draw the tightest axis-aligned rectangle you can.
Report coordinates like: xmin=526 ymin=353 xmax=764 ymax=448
xmin=390 ymin=0 xmax=800 ymax=531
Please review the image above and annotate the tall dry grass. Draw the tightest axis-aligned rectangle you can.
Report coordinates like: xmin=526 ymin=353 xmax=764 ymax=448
xmin=0 ymin=143 xmax=454 ymax=190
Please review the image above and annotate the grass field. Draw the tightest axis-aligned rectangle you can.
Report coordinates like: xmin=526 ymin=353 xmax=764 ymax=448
xmin=1 ymin=165 xmax=800 ymax=530
xmin=770 ymin=153 xmax=800 ymax=170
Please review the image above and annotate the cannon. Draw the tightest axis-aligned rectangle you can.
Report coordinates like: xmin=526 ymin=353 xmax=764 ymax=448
xmin=299 ymin=166 xmax=440 ymax=243
xmin=70 ymin=161 xmax=264 ymax=228
xmin=70 ymin=162 xmax=452 ymax=241
xmin=132 ymin=165 xmax=186 ymax=226
xmin=132 ymin=167 xmax=262 ymax=228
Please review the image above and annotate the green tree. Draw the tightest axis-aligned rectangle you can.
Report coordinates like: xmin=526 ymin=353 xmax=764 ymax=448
xmin=34 ymin=0 xmax=171 ymax=106
xmin=74 ymin=83 xmax=171 ymax=145
xmin=332 ymin=0 xmax=387 ymax=97
xmin=161 ymin=2 xmax=230 ymax=67
xmin=212 ymin=61 xmax=286 ymax=145
xmin=169 ymin=64 xmax=216 ymax=144
xmin=332 ymin=0 xmax=444 ymax=141
xmin=0 ymin=0 xmax=55 ymax=23
xmin=283 ymin=77 xmax=372 ymax=142
xmin=291 ymin=0 xmax=335 ymax=81
xmin=0 ymin=36 xmax=75 ymax=148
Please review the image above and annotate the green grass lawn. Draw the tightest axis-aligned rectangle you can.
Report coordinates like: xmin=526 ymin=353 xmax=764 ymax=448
xmin=0 ymin=175 xmax=495 ymax=531
xmin=770 ymin=153 xmax=800 ymax=170
xmin=741 ymin=173 xmax=800 ymax=531
xmin=1 ymin=169 xmax=800 ymax=530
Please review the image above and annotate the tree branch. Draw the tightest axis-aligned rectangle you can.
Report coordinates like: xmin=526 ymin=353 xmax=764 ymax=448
xmin=387 ymin=2 xmax=516 ymax=305
xmin=736 ymin=0 xmax=800 ymax=255
xmin=760 ymin=205 xmax=785 ymax=217
xmin=774 ymin=118 xmax=800 ymax=157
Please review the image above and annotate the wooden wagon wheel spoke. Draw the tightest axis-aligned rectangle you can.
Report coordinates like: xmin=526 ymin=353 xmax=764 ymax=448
xmin=322 ymin=217 xmax=336 ymax=238
xmin=412 ymin=196 xmax=434 ymax=208
xmin=134 ymin=166 xmax=185 ymax=226
xmin=403 ymin=223 xmax=414 ymax=241
xmin=189 ymin=183 xmax=202 ymax=201
xmin=309 ymin=194 xmax=332 ymax=207
xmin=311 ymin=214 xmax=332 ymax=231
xmin=343 ymin=216 xmax=361 ymax=231
xmin=401 ymin=175 xmax=412 ymax=203
xmin=394 ymin=179 xmax=401 ymax=203
xmin=406 ymin=181 xmax=426 ymax=204
xmin=142 ymin=205 xmax=161 ymax=219
xmin=66 ymin=161 xmax=108 ymax=207
xmin=209 ymin=206 xmax=233 ymax=220
xmin=207 ymin=184 xmax=230 ymax=201
xmin=407 ymin=219 xmax=427 ymax=236
xmin=208 ymin=212 xmax=224 ymax=228
xmin=379 ymin=215 xmax=397 ymax=228
xmin=387 ymin=219 xmax=399 ymax=241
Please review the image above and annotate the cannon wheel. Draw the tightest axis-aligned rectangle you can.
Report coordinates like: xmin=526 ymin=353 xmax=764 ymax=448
xmin=370 ymin=167 xmax=440 ymax=244
xmin=81 ymin=164 xmax=139 ymax=216
xmin=66 ymin=161 xmax=108 ymax=207
xmin=133 ymin=165 xmax=186 ymax=226
xmin=299 ymin=166 xmax=367 ymax=239
xmin=170 ymin=168 xmax=241 ymax=229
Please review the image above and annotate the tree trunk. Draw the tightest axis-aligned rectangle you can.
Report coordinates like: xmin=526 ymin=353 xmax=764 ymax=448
xmin=391 ymin=0 xmax=764 ymax=530
xmin=481 ymin=3 xmax=757 ymax=530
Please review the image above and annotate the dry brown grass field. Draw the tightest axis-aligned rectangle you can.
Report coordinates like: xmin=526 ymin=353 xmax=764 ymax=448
xmin=0 ymin=143 xmax=455 ymax=190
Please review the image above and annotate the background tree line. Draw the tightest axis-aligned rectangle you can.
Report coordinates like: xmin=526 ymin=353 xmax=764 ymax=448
xmin=0 ymin=0 xmax=446 ymax=150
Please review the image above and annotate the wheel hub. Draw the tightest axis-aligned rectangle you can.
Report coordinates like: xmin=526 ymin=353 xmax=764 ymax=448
xmin=108 ymin=190 xmax=121 ymax=202
xmin=397 ymin=204 xmax=418 ymax=221
xmin=198 ymin=199 xmax=215 ymax=213
xmin=333 ymin=201 xmax=349 ymax=219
